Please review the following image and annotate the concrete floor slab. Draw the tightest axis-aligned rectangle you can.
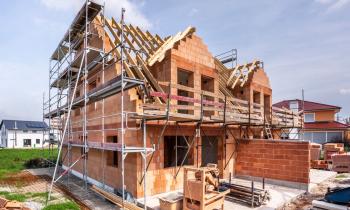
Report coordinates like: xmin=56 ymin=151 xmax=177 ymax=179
xmin=139 ymin=169 xmax=337 ymax=210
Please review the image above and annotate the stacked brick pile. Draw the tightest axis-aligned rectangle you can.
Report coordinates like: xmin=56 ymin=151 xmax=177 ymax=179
xmin=311 ymin=160 xmax=328 ymax=170
xmin=310 ymin=143 xmax=328 ymax=169
xmin=0 ymin=197 xmax=29 ymax=210
xmin=324 ymin=143 xmax=344 ymax=162
xmin=310 ymin=143 xmax=321 ymax=160
xmin=310 ymin=143 xmax=348 ymax=171
xmin=332 ymin=154 xmax=350 ymax=173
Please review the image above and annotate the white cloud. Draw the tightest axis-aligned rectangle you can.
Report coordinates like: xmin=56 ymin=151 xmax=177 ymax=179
xmin=339 ymin=88 xmax=350 ymax=95
xmin=314 ymin=0 xmax=333 ymax=4
xmin=314 ymin=0 xmax=350 ymax=12
xmin=328 ymin=0 xmax=350 ymax=11
xmin=101 ymin=0 xmax=151 ymax=29
xmin=188 ymin=8 xmax=199 ymax=17
xmin=40 ymin=0 xmax=82 ymax=11
xmin=40 ymin=0 xmax=152 ymax=29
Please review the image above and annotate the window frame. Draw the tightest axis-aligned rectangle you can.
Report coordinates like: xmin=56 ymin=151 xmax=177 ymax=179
xmin=163 ymin=136 xmax=193 ymax=168
xmin=23 ymin=139 xmax=32 ymax=147
xmin=303 ymin=131 xmax=344 ymax=143
xmin=304 ymin=113 xmax=315 ymax=123
xmin=289 ymin=101 xmax=299 ymax=112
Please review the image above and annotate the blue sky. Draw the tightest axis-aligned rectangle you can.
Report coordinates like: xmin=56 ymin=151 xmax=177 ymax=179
xmin=0 ymin=0 xmax=349 ymax=121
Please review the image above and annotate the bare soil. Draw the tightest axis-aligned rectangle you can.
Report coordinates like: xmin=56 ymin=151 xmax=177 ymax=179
xmin=279 ymin=173 xmax=350 ymax=210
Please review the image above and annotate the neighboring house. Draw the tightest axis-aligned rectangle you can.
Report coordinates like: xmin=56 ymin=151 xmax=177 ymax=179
xmin=273 ymin=99 xmax=350 ymax=144
xmin=0 ymin=120 xmax=48 ymax=148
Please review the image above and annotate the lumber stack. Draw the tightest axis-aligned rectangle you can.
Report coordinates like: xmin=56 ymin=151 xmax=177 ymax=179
xmin=221 ymin=182 xmax=270 ymax=207
xmin=332 ymin=154 xmax=350 ymax=173
xmin=91 ymin=185 xmax=142 ymax=210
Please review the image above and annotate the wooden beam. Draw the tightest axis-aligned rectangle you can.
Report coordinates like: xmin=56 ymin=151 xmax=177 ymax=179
xmin=111 ymin=18 xmax=136 ymax=52
xmin=91 ymin=185 xmax=143 ymax=210
xmin=128 ymin=25 xmax=153 ymax=54
xmin=135 ymin=26 xmax=157 ymax=52
xmin=155 ymin=34 xmax=164 ymax=44
xmin=125 ymin=24 xmax=150 ymax=58
xmin=146 ymin=30 xmax=161 ymax=48
xmin=104 ymin=16 xmax=164 ymax=103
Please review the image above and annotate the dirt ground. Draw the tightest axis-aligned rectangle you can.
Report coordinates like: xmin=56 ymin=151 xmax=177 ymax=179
xmin=279 ymin=173 xmax=350 ymax=210
xmin=0 ymin=170 xmax=89 ymax=210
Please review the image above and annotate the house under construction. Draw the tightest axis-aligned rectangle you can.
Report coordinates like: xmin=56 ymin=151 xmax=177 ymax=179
xmin=43 ymin=0 xmax=309 ymax=208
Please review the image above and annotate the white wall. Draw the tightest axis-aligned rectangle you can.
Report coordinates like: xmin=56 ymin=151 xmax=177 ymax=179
xmin=5 ymin=130 xmax=49 ymax=148
xmin=0 ymin=125 xmax=7 ymax=147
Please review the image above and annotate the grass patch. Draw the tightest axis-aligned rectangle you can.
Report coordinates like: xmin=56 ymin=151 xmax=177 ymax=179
xmin=26 ymin=192 xmax=49 ymax=199
xmin=0 ymin=148 xmax=57 ymax=179
xmin=43 ymin=201 xmax=80 ymax=210
xmin=0 ymin=191 xmax=50 ymax=202
xmin=0 ymin=191 xmax=26 ymax=202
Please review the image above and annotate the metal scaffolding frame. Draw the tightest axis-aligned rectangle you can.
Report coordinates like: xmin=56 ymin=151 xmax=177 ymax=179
xmin=43 ymin=1 xmax=155 ymax=209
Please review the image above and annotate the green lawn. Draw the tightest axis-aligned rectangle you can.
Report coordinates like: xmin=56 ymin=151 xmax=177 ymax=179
xmin=0 ymin=148 xmax=58 ymax=179
xmin=0 ymin=148 xmax=79 ymax=209
xmin=43 ymin=202 xmax=80 ymax=210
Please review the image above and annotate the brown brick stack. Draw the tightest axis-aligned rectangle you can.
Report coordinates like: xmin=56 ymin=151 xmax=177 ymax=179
xmin=235 ymin=139 xmax=310 ymax=184
xmin=332 ymin=154 xmax=350 ymax=173
xmin=310 ymin=143 xmax=321 ymax=161
xmin=324 ymin=143 xmax=344 ymax=162
xmin=310 ymin=160 xmax=328 ymax=170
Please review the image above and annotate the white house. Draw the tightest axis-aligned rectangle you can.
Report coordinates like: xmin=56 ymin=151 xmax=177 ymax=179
xmin=0 ymin=120 xmax=49 ymax=148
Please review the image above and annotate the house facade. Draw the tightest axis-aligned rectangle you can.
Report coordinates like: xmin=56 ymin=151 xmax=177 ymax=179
xmin=45 ymin=1 xmax=307 ymax=199
xmin=274 ymin=99 xmax=350 ymax=144
xmin=0 ymin=120 xmax=48 ymax=148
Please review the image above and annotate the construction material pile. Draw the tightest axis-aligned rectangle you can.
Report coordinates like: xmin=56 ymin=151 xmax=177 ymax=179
xmin=324 ymin=143 xmax=345 ymax=162
xmin=310 ymin=143 xmax=349 ymax=172
xmin=310 ymin=143 xmax=322 ymax=161
xmin=332 ymin=154 xmax=350 ymax=173
xmin=221 ymin=182 xmax=270 ymax=207
xmin=310 ymin=143 xmax=328 ymax=169
xmin=0 ymin=197 xmax=29 ymax=210
xmin=91 ymin=185 xmax=142 ymax=210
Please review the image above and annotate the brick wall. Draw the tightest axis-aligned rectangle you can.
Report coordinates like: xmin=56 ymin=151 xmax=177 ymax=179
xmin=235 ymin=139 xmax=310 ymax=184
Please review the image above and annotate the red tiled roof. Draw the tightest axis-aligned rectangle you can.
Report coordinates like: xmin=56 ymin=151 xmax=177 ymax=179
xmin=304 ymin=121 xmax=349 ymax=129
xmin=273 ymin=99 xmax=341 ymax=112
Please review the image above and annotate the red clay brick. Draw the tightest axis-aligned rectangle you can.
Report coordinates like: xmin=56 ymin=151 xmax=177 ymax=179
xmin=235 ymin=139 xmax=310 ymax=184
